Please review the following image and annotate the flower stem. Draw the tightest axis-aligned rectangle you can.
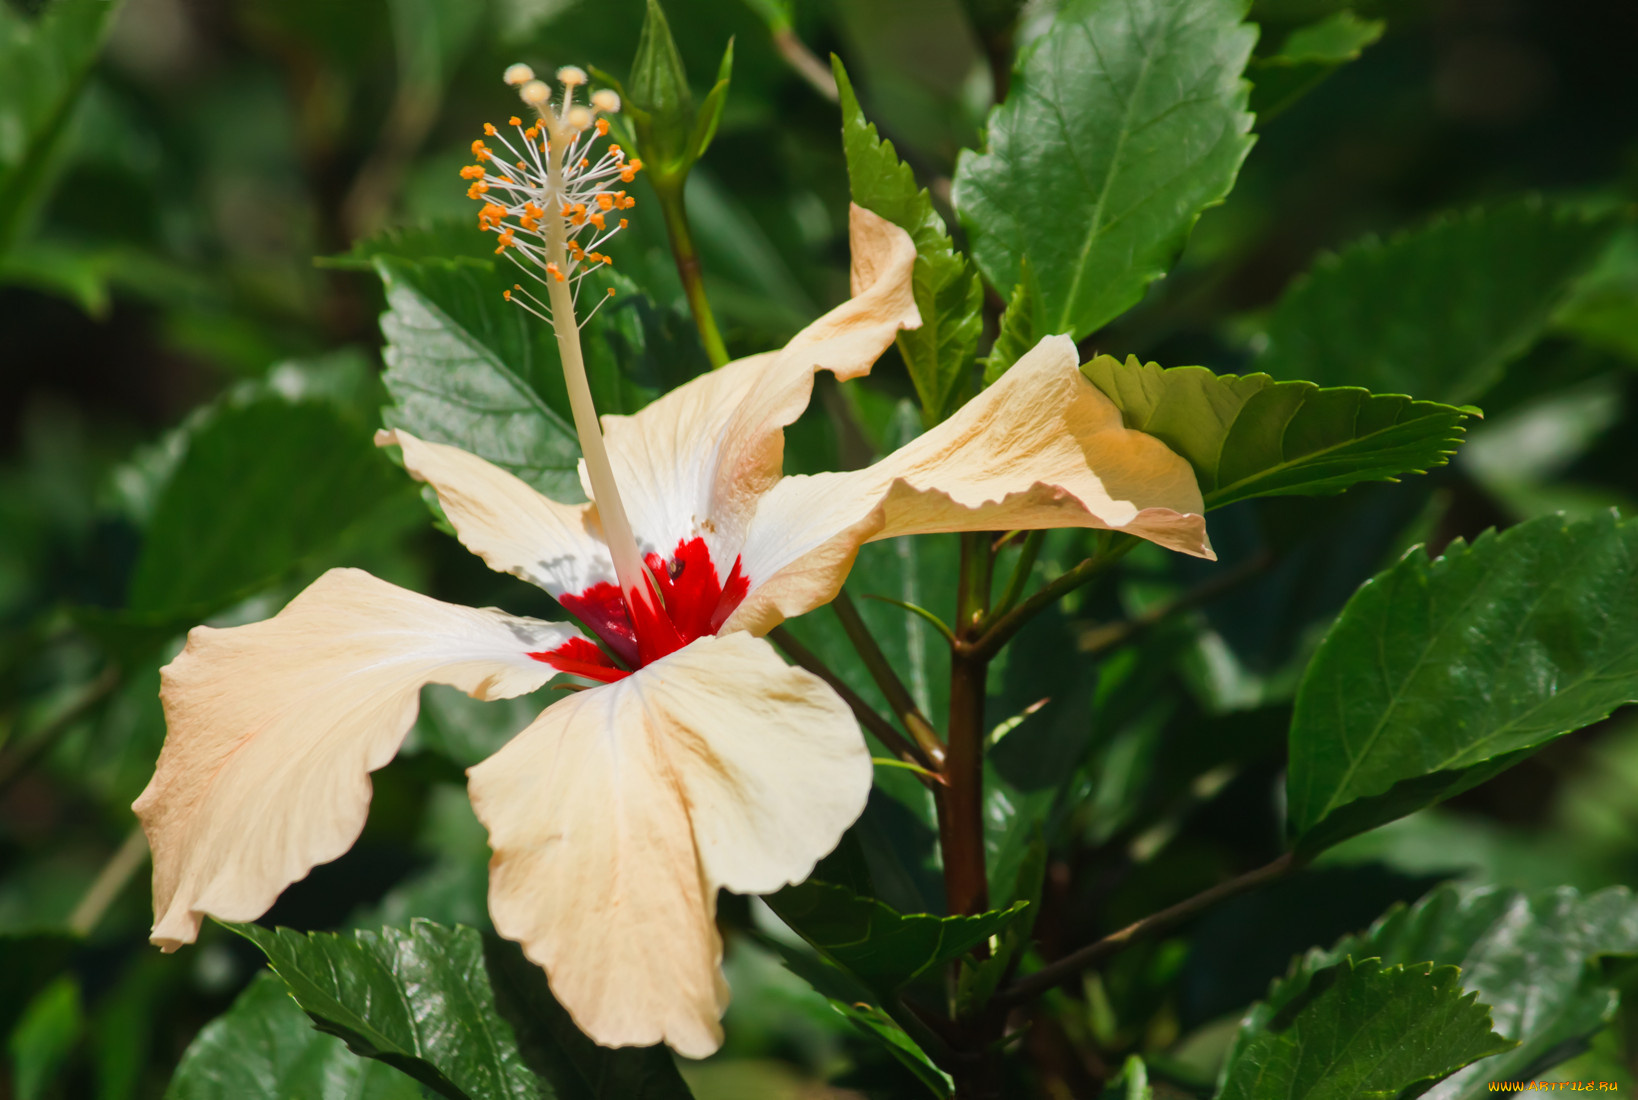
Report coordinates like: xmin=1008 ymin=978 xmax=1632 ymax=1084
xmin=960 ymin=533 xmax=1138 ymax=660
xmin=995 ymin=852 xmax=1299 ymax=1007
xmin=654 ymin=179 xmax=729 ymax=368
xmin=768 ymin=625 xmax=936 ymax=779
xmin=832 ymin=591 xmax=945 ymax=768
xmin=540 ymin=109 xmax=653 ymax=613
xmin=940 ymin=532 xmax=992 ymax=920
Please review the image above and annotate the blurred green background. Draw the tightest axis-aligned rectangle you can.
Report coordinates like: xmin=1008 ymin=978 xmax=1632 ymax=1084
xmin=4 ymin=0 xmax=1638 ymax=1096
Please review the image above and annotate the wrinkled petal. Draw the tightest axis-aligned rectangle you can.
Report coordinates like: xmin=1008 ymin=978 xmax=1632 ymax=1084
xmin=468 ymin=632 xmax=870 ymax=1057
xmin=135 ymin=568 xmax=577 ymax=950
xmin=593 ymin=203 xmax=919 ymax=569
xmin=377 ymin=428 xmax=614 ymax=599
xmin=724 ymin=335 xmax=1214 ymax=635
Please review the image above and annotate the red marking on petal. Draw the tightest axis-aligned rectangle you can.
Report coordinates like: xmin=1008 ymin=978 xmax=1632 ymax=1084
xmin=558 ymin=583 xmax=639 ymax=667
xmin=557 ymin=537 xmax=750 ymax=672
xmin=530 ymin=636 xmax=630 ymax=683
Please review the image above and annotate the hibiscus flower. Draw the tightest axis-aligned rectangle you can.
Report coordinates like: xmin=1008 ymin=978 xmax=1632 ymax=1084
xmin=134 ymin=67 xmax=1213 ymax=1059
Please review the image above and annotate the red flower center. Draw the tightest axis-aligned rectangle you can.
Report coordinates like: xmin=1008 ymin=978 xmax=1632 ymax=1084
xmin=528 ymin=536 xmax=748 ymax=683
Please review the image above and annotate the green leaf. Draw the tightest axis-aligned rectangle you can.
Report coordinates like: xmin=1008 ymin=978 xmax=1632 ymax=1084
xmin=981 ymin=256 xmax=1041 ymax=385
xmin=1279 ymin=884 xmax=1638 ymax=1100
xmin=231 ymin=920 xmax=695 ymax=1100
xmin=126 ymin=395 xmax=411 ymax=618
xmin=752 ymin=934 xmax=952 ymax=1098
xmin=687 ymin=39 xmax=733 ymax=163
xmin=834 ymin=59 xmax=982 ymax=422
xmin=321 ymin=218 xmax=498 ymax=269
xmin=0 ymin=0 xmax=125 ymax=252
xmin=1080 ymin=355 xmax=1475 ymax=510
xmin=765 ymin=879 xmax=1028 ymax=994
xmin=378 ymin=256 xmax=583 ymax=500
xmin=165 ymin=974 xmax=420 ymax=1100
xmin=1257 ymin=201 xmax=1619 ymax=405
xmin=1249 ymin=10 xmax=1385 ymax=120
xmin=952 ymin=0 xmax=1256 ymax=340
xmin=1287 ymin=511 xmax=1638 ymax=853
xmin=1217 ymin=957 xmax=1513 ymax=1100
xmin=1102 ymin=1056 xmax=1154 ymax=1100
xmin=8 ymin=975 xmax=83 ymax=1100
xmin=0 ymin=932 xmax=77 ymax=1039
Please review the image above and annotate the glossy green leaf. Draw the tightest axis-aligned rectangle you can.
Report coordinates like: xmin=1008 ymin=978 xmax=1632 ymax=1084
xmin=980 ymin=256 xmax=1040 ymax=385
xmin=835 ymin=59 xmax=981 ymax=422
xmin=1249 ymin=10 xmax=1384 ymax=119
xmin=377 ymin=257 xmax=694 ymax=503
xmin=1258 ymin=201 xmax=1619 ymax=405
xmin=126 ymin=395 xmax=410 ymax=617
xmin=233 ymin=920 xmax=695 ymax=1100
xmin=378 ymin=256 xmax=583 ymax=500
xmin=1080 ymin=355 xmax=1475 ymax=509
xmin=0 ymin=0 xmax=124 ymax=251
xmin=1282 ymin=884 xmax=1638 ymax=1100
xmin=765 ymin=879 xmax=1027 ymax=993
xmin=322 ymin=219 xmax=497 ymax=269
xmin=165 ymin=974 xmax=420 ymax=1100
xmin=1217 ymin=957 xmax=1513 ymax=1100
xmin=1288 ymin=511 xmax=1638 ymax=853
xmin=952 ymin=0 xmax=1256 ymax=339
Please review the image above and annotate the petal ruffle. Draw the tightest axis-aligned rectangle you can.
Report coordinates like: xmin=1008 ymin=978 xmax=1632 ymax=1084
xmin=724 ymin=335 xmax=1214 ymax=635
xmin=135 ymin=568 xmax=577 ymax=950
xmin=468 ymin=631 xmax=870 ymax=1057
xmin=377 ymin=428 xmax=614 ymax=599
xmin=594 ymin=204 xmax=919 ymax=568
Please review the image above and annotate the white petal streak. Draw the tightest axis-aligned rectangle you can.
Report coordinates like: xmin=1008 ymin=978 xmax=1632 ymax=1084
xmin=592 ymin=204 xmax=920 ymax=564
xmin=135 ymin=568 xmax=576 ymax=950
xmin=378 ymin=428 xmax=614 ymax=598
xmin=470 ymin=632 xmax=870 ymax=1058
xmin=725 ymin=335 xmax=1214 ymax=635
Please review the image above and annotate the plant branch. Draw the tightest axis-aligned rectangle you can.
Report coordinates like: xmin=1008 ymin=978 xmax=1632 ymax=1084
xmin=832 ymin=591 xmax=946 ymax=768
xmin=0 ymin=665 xmax=120 ymax=796
xmin=960 ymin=535 xmax=1137 ymax=659
xmin=1076 ymin=550 xmax=1273 ymax=656
xmin=990 ymin=529 xmax=1043 ymax=619
xmin=772 ymin=27 xmax=838 ymax=100
xmin=69 ymin=827 xmax=149 ymax=936
xmin=996 ymin=852 xmax=1298 ymax=1007
xmin=768 ymin=626 xmax=936 ymax=778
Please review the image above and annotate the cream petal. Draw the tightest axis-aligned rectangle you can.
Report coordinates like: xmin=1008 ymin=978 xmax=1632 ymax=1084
xmin=469 ymin=631 xmax=870 ymax=1058
xmin=723 ymin=335 xmax=1214 ymax=635
xmin=377 ymin=428 xmax=614 ymax=599
xmin=135 ymin=568 xmax=577 ymax=950
xmin=591 ymin=203 xmax=919 ymax=567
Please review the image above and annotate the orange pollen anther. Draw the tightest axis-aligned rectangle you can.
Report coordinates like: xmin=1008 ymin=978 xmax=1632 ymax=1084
xmin=460 ymin=164 xmax=485 ymax=179
xmin=503 ymin=289 xmax=513 ymax=300
xmin=590 ymin=212 xmax=606 ymax=230
xmin=467 ymin=182 xmax=489 ymax=199
xmin=484 ymin=123 xmax=498 ymax=136
xmin=508 ymin=116 xmax=522 ymax=126
xmin=618 ymin=218 xmax=628 ymax=229
xmin=595 ymin=118 xmax=609 ymax=135
xmin=596 ymin=193 xmax=615 ymax=211
xmin=471 ymin=140 xmax=491 ymax=159
xmin=546 ymin=262 xmax=566 ymax=282
xmin=579 ymin=157 xmax=589 ymax=168
xmin=494 ymin=229 xmax=516 ymax=252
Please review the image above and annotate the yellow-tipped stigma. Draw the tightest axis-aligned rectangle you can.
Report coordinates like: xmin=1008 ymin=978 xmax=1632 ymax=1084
xmin=591 ymin=89 xmax=620 ymax=113
xmin=556 ymin=65 xmax=588 ymax=86
xmin=503 ymin=63 xmax=534 ymax=86
xmin=519 ymin=80 xmax=550 ymax=106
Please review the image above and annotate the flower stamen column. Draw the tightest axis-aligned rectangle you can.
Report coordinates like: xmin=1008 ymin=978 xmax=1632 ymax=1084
xmin=514 ymin=69 xmax=659 ymax=626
